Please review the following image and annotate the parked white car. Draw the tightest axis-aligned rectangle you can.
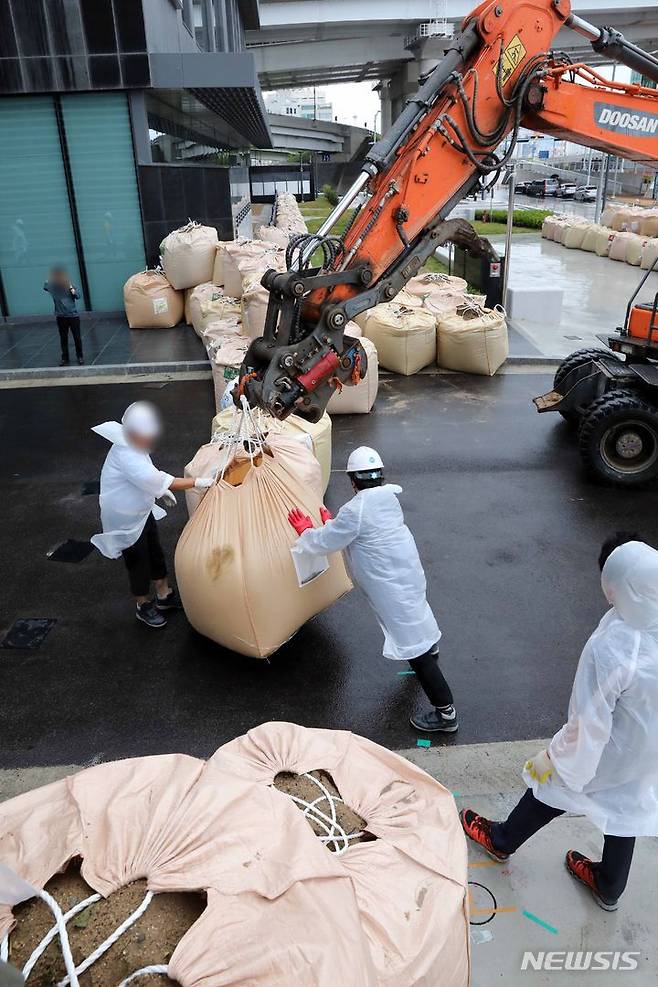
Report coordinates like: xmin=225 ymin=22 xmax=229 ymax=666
xmin=574 ymin=185 xmax=597 ymax=202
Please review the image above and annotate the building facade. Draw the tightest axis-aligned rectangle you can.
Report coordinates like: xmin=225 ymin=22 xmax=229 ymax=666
xmin=0 ymin=0 xmax=270 ymax=317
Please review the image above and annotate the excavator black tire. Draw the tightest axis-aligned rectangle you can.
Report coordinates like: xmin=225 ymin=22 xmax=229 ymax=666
xmin=553 ymin=348 xmax=614 ymax=425
xmin=578 ymin=390 xmax=658 ymax=486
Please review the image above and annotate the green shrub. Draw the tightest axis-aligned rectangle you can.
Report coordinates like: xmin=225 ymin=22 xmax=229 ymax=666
xmin=474 ymin=208 xmax=551 ymax=229
xmin=322 ymin=184 xmax=339 ymax=207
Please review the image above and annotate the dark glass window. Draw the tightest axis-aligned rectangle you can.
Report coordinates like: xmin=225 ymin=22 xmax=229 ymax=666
xmin=89 ymin=55 xmax=121 ymax=88
xmin=80 ymin=0 xmax=117 ymax=54
xmin=120 ymin=54 xmax=150 ymax=88
xmin=44 ymin=0 xmax=87 ymax=57
xmin=55 ymin=55 xmax=90 ymax=90
xmin=113 ymin=0 xmax=146 ymax=52
xmin=0 ymin=0 xmax=19 ymax=58
xmin=13 ymin=0 xmax=50 ymax=57
xmin=0 ymin=58 xmax=23 ymax=92
xmin=23 ymin=58 xmax=55 ymax=91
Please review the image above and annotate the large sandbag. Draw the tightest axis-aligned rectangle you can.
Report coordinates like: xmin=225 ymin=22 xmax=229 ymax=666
xmin=204 ymin=317 xmax=250 ymax=410
xmin=594 ymin=228 xmax=617 ymax=257
xmin=612 ymin=208 xmax=643 ymax=233
xmin=625 ymin=234 xmax=650 ymax=267
xmin=223 ymin=241 xmax=282 ymax=298
xmin=161 ymin=222 xmax=218 ymax=290
xmin=175 ymin=440 xmax=351 ymax=657
xmin=184 ymin=428 xmax=323 ymax=517
xmin=601 ymin=206 xmax=621 ymax=229
xmin=639 ymin=213 xmax=658 ymax=238
xmin=437 ymin=304 xmax=508 ymax=376
xmin=423 ymin=290 xmax=468 ymax=318
xmin=641 ymin=238 xmax=658 ymax=271
xmin=581 ymin=224 xmax=606 ymax=253
xmin=123 ymin=269 xmax=184 ymax=329
xmin=405 ymin=272 xmax=468 ymax=297
xmin=362 ymin=303 xmax=437 ymax=375
xmin=563 ymin=221 xmax=591 ymax=249
xmin=212 ymin=240 xmax=231 ymax=286
xmin=258 ymin=225 xmax=291 ymax=248
xmin=188 ymin=282 xmax=240 ymax=337
xmin=241 ymin=278 xmax=270 ymax=340
xmin=184 ymin=287 xmax=193 ymax=325
xmin=608 ymin=231 xmax=635 ymax=262
xmin=327 ymin=337 xmax=379 ymax=415
xmin=211 ymin=407 xmax=333 ymax=493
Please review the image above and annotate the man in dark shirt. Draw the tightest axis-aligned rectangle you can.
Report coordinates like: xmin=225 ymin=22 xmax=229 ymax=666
xmin=44 ymin=266 xmax=84 ymax=366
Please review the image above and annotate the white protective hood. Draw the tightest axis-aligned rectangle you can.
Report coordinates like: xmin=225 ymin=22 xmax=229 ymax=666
xmin=90 ymin=421 xmax=174 ymax=559
xmin=294 ymin=484 xmax=440 ymax=660
xmin=527 ymin=541 xmax=658 ymax=836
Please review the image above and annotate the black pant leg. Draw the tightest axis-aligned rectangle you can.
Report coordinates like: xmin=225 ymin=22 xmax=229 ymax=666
xmin=56 ymin=317 xmax=69 ymax=359
xmin=69 ymin=316 xmax=83 ymax=358
xmin=490 ymin=788 xmax=565 ymax=855
xmin=121 ymin=521 xmax=153 ymax=597
xmin=408 ymin=649 xmax=454 ymax=708
xmin=595 ymin=836 xmax=635 ymax=900
xmin=145 ymin=514 xmax=167 ymax=582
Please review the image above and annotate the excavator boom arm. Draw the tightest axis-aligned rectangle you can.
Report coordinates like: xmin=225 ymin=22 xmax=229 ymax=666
xmin=238 ymin=0 xmax=658 ymax=422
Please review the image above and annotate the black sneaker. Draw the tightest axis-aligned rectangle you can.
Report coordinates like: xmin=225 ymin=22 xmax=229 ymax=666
xmin=59 ymin=357 xmax=70 ymax=366
xmin=136 ymin=600 xmax=167 ymax=628
xmin=155 ymin=589 xmax=183 ymax=611
xmin=77 ymin=356 xmax=85 ymax=365
xmin=410 ymin=706 xmax=459 ymax=733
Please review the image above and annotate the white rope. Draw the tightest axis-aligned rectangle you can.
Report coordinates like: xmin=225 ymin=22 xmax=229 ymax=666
xmin=34 ymin=889 xmax=80 ymax=987
xmin=281 ymin=774 xmax=364 ymax=856
xmin=57 ymin=891 xmax=154 ymax=987
xmin=116 ymin=964 xmax=169 ymax=986
xmin=23 ymin=893 xmax=101 ymax=978
xmin=1 ymin=934 xmax=8 ymax=962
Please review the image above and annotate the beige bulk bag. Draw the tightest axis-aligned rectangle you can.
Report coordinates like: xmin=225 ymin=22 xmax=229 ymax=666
xmin=184 ymin=427 xmax=324 ymax=517
xmin=362 ymin=303 xmax=437 ymax=375
xmin=223 ymin=241 xmax=282 ymax=298
xmin=188 ymin=283 xmax=240 ymax=337
xmin=213 ymin=240 xmax=233 ymax=286
xmin=123 ymin=269 xmax=184 ymax=329
xmin=608 ymin=231 xmax=635 ymax=262
xmin=600 ymin=206 xmax=620 ymax=229
xmin=161 ymin=222 xmax=218 ymax=290
xmin=327 ymin=337 xmax=378 ymax=415
xmin=184 ymin=287 xmax=193 ymax=325
xmin=392 ymin=288 xmax=425 ymax=309
xmin=639 ymin=213 xmax=658 ymax=237
xmin=423 ymin=290 xmax=468 ymax=318
xmin=612 ymin=208 xmax=642 ymax=233
xmin=625 ymin=234 xmax=650 ymax=267
xmin=641 ymin=239 xmax=658 ymax=271
xmin=594 ymin=229 xmax=617 ymax=257
xmin=437 ymin=304 xmax=508 ymax=376
xmin=405 ymin=272 xmax=468 ymax=297
xmin=581 ymin=224 xmax=604 ymax=253
xmin=211 ymin=408 xmax=333 ymax=493
xmin=563 ymin=222 xmax=591 ymax=249
xmin=241 ymin=278 xmax=271 ymax=340
xmin=258 ymin=225 xmax=291 ymax=248
xmin=174 ymin=443 xmax=352 ymax=658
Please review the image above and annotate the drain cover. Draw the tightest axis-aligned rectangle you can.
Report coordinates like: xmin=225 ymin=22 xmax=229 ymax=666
xmin=47 ymin=539 xmax=94 ymax=563
xmin=1 ymin=618 xmax=57 ymax=650
xmin=81 ymin=480 xmax=100 ymax=496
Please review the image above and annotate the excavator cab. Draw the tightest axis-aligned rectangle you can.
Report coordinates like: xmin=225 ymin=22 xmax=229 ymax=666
xmin=533 ymin=258 xmax=658 ymax=486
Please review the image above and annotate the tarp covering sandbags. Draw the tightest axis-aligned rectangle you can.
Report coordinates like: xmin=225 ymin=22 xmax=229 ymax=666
xmin=0 ymin=721 xmax=470 ymax=987
xmin=437 ymin=303 xmax=508 ymax=376
xmin=123 ymin=269 xmax=184 ymax=329
xmin=175 ymin=424 xmax=351 ymax=657
xmin=161 ymin=222 xmax=218 ymax=290
xmin=187 ymin=282 xmax=240 ymax=337
xmin=360 ymin=303 xmax=437 ymax=375
xmin=211 ymin=406 xmax=333 ymax=493
xmin=327 ymin=337 xmax=379 ymax=415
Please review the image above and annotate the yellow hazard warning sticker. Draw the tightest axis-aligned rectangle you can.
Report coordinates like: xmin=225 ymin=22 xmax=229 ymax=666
xmin=500 ymin=34 xmax=527 ymax=84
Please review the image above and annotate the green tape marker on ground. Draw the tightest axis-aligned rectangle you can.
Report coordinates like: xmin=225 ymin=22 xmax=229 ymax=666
xmin=523 ymin=910 xmax=558 ymax=935
xmin=416 ymin=738 xmax=431 ymax=749
xmin=397 ymin=670 xmax=416 ymax=676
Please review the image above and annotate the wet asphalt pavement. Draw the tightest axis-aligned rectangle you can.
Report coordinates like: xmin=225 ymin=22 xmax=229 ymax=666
xmin=2 ymin=373 xmax=657 ymax=768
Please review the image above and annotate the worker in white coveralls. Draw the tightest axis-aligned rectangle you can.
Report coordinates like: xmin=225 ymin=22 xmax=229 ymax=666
xmin=288 ymin=446 xmax=458 ymax=734
xmin=461 ymin=534 xmax=658 ymax=912
xmin=91 ymin=401 xmax=215 ymax=629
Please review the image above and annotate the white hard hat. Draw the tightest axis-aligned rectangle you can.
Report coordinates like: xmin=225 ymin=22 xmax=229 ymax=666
xmin=346 ymin=446 xmax=384 ymax=473
xmin=121 ymin=401 xmax=162 ymax=440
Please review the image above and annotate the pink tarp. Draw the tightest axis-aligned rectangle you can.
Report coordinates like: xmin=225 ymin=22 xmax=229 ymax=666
xmin=0 ymin=723 xmax=470 ymax=986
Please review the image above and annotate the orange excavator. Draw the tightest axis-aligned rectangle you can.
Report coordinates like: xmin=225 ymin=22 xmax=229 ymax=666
xmin=239 ymin=0 xmax=658 ymax=455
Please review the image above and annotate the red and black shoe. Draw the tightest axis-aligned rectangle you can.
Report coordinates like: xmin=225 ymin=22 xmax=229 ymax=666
xmin=565 ymin=850 xmax=619 ymax=912
xmin=460 ymin=809 xmax=509 ymax=861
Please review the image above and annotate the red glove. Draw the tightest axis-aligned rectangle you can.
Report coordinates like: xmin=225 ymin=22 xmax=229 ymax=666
xmin=288 ymin=507 xmax=314 ymax=536
xmin=320 ymin=507 xmax=333 ymax=525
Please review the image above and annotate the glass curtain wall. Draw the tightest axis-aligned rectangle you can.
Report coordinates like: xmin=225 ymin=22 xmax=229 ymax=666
xmin=0 ymin=97 xmax=82 ymax=316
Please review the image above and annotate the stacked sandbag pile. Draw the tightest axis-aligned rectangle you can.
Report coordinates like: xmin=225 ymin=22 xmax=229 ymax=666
xmin=543 ymin=207 xmax=658 ymax=271
xmin=222 ymin=240 xmax=284 ymax=298
xmin=211 ymin=407 xmax=333 ymax=493
xmin=359 ymin=302 xmax=437 ymax=375
xmin=437 ymin=302 xmax=508 ymax=376
xmin=273 ymin=190 xmax=308 ymax=236
xmin=161 ymin=222 xmax=218 ymax=290
xmin=123 ymin=269 xmax=184 ymax=329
